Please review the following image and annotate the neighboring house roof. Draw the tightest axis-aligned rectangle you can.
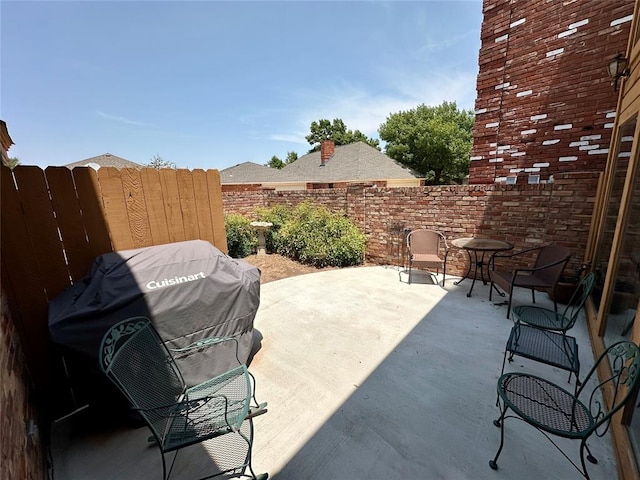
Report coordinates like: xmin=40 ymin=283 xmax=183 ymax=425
xmin=65 ymin=153 xmax=143 ymax=169
xmin=219 ymin=161 xmax=284 ymax=183
xmin=1 ymin=120 xmax=14 ymax=166
xmin=279 ymin=142 xmax=421 ymax=183
xmin=1 ymin=120 xmax=14 ymax=151
xmin=220 ymin=143 xmax=422 ymax=187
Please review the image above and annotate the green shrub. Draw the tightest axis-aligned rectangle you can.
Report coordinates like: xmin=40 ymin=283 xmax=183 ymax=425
xmin=224 ymin=214 xmax=257 ymax=258
xmin=225 ymin=203 xmax=366 ymax=266
xmin=263 ymin=202 xmax=366 ymax=268
xmin=255 ymin=204 xmax=292 ymax=253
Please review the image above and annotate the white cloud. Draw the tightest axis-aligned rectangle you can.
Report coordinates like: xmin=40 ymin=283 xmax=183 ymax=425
xmin=273 ymin=69 xmax=477 ymax=142
xmin=268 ymin=133 xmax=309 ymax=144
xmin=96 ymin=111 xmax=157 ymax=128
xmin=417 ymin=30 xmax=479 ymax=54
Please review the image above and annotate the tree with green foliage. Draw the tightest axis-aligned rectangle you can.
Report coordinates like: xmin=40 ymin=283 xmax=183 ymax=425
xmin=378 ymin=101 xmax=474 ymax=185
xmin=305 ymin=118 xmax=380 ymax=152
xmin=147 ymin=154 xmax=176 ymax=169
xmin=266 ymin=155 xmax=285 ymax=169
xmin=266 ymin=151 xmax=298 ymax=169
xmin=285 ymin=151 xmax=298 ymax=165
xmin=6 ymin=156 xmax=20 ymax=169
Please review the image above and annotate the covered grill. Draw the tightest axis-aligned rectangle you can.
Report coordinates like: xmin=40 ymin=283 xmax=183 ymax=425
xmin=49 ymin=240 xmax=261 ymax=406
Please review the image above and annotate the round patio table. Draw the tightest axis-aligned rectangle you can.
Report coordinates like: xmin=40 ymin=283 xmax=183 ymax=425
xmin=451 ymin=237 xmax=513 ymax=297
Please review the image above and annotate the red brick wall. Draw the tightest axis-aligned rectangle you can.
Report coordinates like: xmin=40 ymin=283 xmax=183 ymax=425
xmin=222 ymin=190 xmax=269 ymax=216
xmin=1 ymin=293 xmax=46 ymax=480
xmin=470 ymin=0 xmax=633 ymax=184
xmin=221 ymin=184 xmax=264 ymax=192
xmin=224 ymin=188 xmax=349 ymax=218
xmin=222 ymin=171 xmax=599 ymax=277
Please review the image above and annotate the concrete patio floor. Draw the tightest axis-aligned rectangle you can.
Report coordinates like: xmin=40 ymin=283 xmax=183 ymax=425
xmin=50 ymin=266 xmax=617 ymax=480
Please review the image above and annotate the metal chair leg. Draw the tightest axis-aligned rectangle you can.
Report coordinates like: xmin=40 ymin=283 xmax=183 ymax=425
xmin=161 ymin=452 xmax=168 ymax=480
xmin=506 ymin=293 xmax=513 ymax=319
xmin=579 ymin=441 xmax=594 ymax=480
xmin=239 ymin=420 xmax=269 ymax=480
xmin=166 ymin=450 xmax=179 ymax=480
xmin=442 ymin=251 xmax=450 ymax=287
xmin=489 ymin=403 xmax=508 ymax=470
xmin=584 ymin=441 xmax=598 ymax=465
xmin=496 ymin=349 xmax=511 ymax=408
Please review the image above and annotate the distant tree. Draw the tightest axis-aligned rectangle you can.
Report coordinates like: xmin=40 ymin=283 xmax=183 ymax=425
xmin=267 ymin=155 xmax=285 ymax=169
xmin=285 ymin=151 xmax=298 ymax=164
xmin=305 ymin=119 xmax=380 ymax=152
xmin=147 ymin=154 xmax=176 ymax=169
xmin=266 ymin=151 xmax=298 ymax=170
xmin=6 ymin=156 xmax=20 ymax=169
xmin=378 ymin=101 xmax=474 ymax=185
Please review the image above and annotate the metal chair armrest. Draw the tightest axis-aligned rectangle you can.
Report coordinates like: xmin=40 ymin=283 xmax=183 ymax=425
xmin=511 ymin=267 xmax=535 ymax=276
xmin=171 ymin=335 xmax=239 ymax=351
xmin=527 ymin=256 xmax=571 ymax=272
xmin=132 ymin=394 xmax=228 ymax=418
xmin=494 ymin=250 xmax=568 ymax=276
xmin=169 ymin=335 xmax=242 ymax=364
xmin=491 ymin=245 xmax=542 ymax=261
xmin=490 ymin=248 xmax=539 ymax=271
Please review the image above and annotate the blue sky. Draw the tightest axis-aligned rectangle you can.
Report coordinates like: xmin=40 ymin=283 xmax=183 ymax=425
xmin=2 ymin=0 xmax=483 ymax=170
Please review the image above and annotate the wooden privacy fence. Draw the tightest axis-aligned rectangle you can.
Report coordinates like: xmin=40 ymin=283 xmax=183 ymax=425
xmin=1 ymin=164 xmax=227 ymax=406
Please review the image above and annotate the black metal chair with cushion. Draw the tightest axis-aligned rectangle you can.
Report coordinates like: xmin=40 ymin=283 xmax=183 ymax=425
xmin=489 ymin=340 xmax=640 ymax=479
xmin=501 ymin=272 xmax=596 ymax=386
xmin=489 ymin=245 xmax=572 ymax=318
xmin=99 ymin=317 xmax=268 ymax=480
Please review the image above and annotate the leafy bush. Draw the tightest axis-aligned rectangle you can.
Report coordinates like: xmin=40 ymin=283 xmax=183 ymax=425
xmin=258 ymin=202 xmax=366 ymax=267
xmin=224 ymin=214 xmax=257 ymax=258
xmin=255 ymin=204 xmax=292 ymax=253
xmin=224 ymin=203 xmax=366 ymax=266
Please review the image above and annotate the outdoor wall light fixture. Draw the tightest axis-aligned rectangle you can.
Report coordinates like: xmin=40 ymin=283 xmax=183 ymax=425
xmin=608 ymin=53 xmax=630 ymax=91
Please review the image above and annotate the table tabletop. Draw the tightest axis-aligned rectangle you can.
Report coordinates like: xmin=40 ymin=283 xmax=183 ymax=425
xmin=451 ymin=237 xmax=513 ymax=252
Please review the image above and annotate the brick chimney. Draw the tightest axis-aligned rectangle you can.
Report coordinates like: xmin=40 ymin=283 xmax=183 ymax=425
xmin=320 ymin=140 xmax=335 ymax=166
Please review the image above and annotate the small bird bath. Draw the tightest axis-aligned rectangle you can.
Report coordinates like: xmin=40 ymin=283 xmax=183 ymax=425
xmin=250 ymin=221 xmax=273 ymax=255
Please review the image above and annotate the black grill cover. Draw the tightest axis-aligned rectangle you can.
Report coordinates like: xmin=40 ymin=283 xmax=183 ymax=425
xmin=48 ymin=240 xmax=261 ymax=387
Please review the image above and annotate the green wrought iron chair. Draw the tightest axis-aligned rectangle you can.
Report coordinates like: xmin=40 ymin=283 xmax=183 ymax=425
xmin=511 ymin=271 xmax=595 ymax=334
xmin=99 ymin=317 xmax=268 ymax=480
xmin=501 ymin=272 xmax=596 ymax=386
xmin=490 ymin=340 xmax=640 ymax=479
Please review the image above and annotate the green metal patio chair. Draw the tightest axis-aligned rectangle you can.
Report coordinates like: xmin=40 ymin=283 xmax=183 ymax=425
xmin=99 ymin=317 xmax=268 ymax=480
xmin=490 ymin=340 xmax=640 ymax=479
xmin=501 ymin=272 xmax=596 ymax=386
xmin=511 ymin=272 xmax=595 ymax=335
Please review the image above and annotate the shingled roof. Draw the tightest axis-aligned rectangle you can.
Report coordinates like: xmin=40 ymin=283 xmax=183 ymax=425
xmin=278 ymin=141 xmax=421 ymax=182
xmin=65 ymin=153 xmax=143 ymax=170
xmin=1 ymin=120 xmax=14 ymax=166
xmin=219 ymin=161 xmax=284 ymax=183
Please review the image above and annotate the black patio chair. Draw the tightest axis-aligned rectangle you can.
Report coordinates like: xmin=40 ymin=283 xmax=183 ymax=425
xmin=99 ymin=317 xmax=268 ymax=480
xmin=489 ymin=340 xmax=640 ymax=479
xmin=489 ymin=245 xmax=572 ymax=318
